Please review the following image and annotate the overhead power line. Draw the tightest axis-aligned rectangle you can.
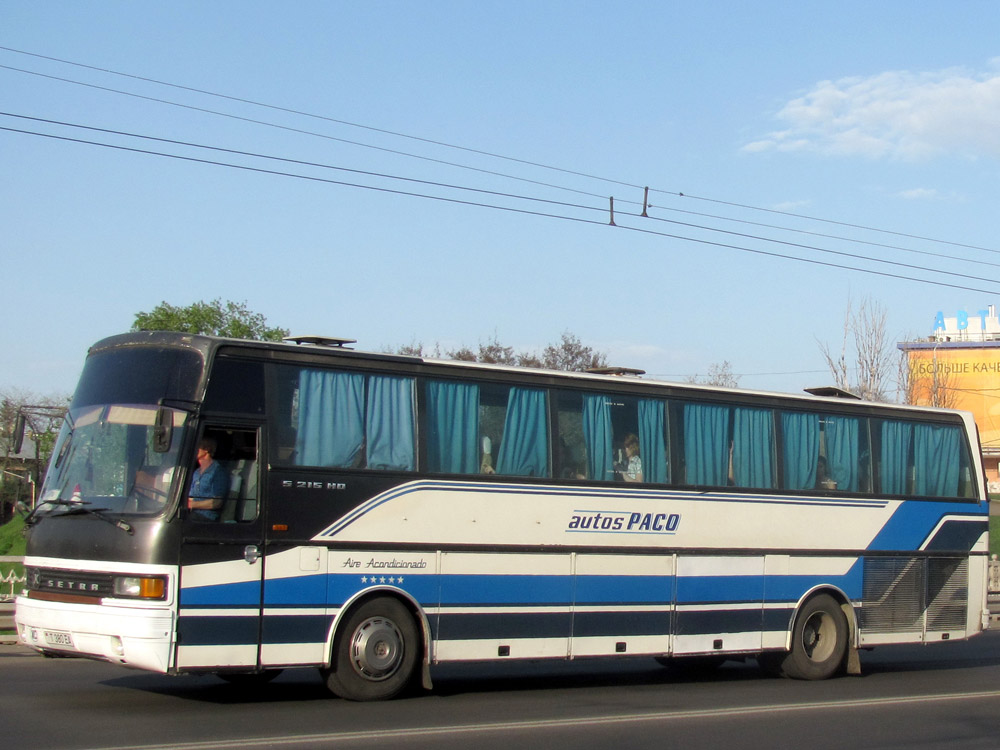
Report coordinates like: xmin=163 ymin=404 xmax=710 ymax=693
xmin=1 ymin=44 xmax=997 ymax=262
xmin=4 ymin=114 xmax=1000 ymax=298
xmin=3 ymin=111 xmax=994 ymax=292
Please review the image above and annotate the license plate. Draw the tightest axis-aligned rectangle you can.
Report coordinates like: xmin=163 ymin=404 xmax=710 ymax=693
xmin=43 ymin=630 xmax=73 ymax=647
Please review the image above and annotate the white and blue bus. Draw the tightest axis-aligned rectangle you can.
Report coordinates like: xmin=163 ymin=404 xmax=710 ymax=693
xmin=15 ymin=331 xmax=990 ymax=700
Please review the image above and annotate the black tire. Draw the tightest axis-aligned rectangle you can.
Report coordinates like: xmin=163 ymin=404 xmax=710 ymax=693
xmin=324 ymin=597 xmax=420 ymax=701
xmin=776 ymin=594 xmax=848 ymax=680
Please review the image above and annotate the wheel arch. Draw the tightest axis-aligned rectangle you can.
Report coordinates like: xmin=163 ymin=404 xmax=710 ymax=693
xmin=784 ymin=584 xmax=860 ymax=675
xmin=326 ymin=586 xmax=434 ymax=688
xmin=784 ymin=584 xmax=858 ymax=652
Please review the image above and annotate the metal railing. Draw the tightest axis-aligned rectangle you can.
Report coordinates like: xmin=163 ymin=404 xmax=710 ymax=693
xmin=0 ymin=556 xmax=23 ymax=644
xmin=1 ymin=556 xmax=25 ymax=602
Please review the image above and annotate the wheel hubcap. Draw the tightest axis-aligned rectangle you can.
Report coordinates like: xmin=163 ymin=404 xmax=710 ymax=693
xmin=801 ymin=611 xmax=836 ymax=662
xmin=349 ymin=616 xmax=404 ymax=681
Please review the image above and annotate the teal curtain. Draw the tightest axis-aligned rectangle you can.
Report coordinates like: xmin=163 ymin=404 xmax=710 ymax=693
xmin=366 ymin=375 xmax=415 ymax=471
xmin=496 ymin=387 xmax=549 ymax=477
xmin=582 ymin=394 xmax=613 ymax=481
xmin=733 ymin=407 xmax=774 ymax=488
xmin=295 ymin=369 xmax=364 ymax=467
xmin=684 ymin=403 xmax=730 ymax=486
xmin=880 ymin=420 xmax=913 ymax=495
xmin=639 ymin=399 xmax=668 ymax=484
xmin=781 ymin=412 xmax=819 ymax=490
xmin=913 ymin=423 xmax=960 ymax=497
xmin=426 ymin=380 xmax=479 ymax=473
xmin=825 ymin=416 xmax=860 ymax=492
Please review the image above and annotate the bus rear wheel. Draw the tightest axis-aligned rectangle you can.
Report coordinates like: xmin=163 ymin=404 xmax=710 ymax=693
xmin=324 ymin=597 xmax=420 ymax=701
xmin=773 ymin=593 xmax=848 ymax=680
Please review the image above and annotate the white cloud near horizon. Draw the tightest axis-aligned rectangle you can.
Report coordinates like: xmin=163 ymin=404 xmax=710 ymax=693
xmin=744 ymin=62 xmax=1000 ymax=160
xmin=897 ymin=187 xmax=940 ymax=200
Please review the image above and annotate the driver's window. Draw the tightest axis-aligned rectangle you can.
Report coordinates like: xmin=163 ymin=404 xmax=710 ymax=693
xmin=187 ymin=426 xmax=259 ymax=523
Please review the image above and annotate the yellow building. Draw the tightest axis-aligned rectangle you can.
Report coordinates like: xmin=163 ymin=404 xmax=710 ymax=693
xmin=899 ymin=307 xmax=1000 ymax=490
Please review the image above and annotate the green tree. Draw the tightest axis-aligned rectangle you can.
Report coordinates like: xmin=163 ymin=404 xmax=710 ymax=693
xmin=541 ymin=331 xmax=608 ymax=372
xmin=132 ymin=299 xmax=289 ymax=341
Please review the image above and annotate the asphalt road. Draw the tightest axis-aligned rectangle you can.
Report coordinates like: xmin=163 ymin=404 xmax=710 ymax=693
xmin=5 ymin=633 xmax=1000 ymax=750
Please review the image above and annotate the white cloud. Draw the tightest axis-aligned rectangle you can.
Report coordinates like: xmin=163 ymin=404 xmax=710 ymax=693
xmin=897 ymin=187 xmax=940 ymax=200
xmin=771 ymin=199 xmax=811 ymax=212
xmin=745 ymin=64 xmax=1000 ymax=160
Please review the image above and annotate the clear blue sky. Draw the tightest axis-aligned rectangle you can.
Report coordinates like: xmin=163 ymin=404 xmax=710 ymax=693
xmin=4 ymin=1 xmax=1000 ymax=398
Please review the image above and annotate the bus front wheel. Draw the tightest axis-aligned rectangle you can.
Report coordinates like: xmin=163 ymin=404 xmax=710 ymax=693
xmin=324 ymin=597 xmax=420 ymax=701
xmin=775 ymin=593 xmax=848 ymax=680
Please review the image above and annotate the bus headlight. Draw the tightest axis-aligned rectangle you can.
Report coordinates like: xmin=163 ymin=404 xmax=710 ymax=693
xmin=113 ymin=576 xmax=166 ymax=600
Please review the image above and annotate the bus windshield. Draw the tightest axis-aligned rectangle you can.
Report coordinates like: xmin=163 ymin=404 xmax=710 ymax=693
xmin=38 ymin=404 xmax=189 ymax=517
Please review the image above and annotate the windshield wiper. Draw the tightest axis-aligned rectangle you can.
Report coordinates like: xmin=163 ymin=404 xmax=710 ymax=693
xmin=50 ymin=503 xmax=135 ymax=535
xmin=25 ymin=497 xmax=134 ymax=535
xmin=22 ymin=497 xmax=83 ymax=526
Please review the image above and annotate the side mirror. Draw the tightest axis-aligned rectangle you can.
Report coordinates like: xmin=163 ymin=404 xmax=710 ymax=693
xmin=153 ymin=407 xmax=173 ymax=453
xmin=11 ymin=413 xmax=25 ymax=454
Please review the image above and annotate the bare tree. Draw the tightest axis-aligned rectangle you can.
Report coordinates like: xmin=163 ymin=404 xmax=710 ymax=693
xmin=854 ymin=297 xmax=892 ymax=401
xmin=819 ymin=296 xmax=894 ymax=402
xmin=898 ymin=346 xmax=960 ymax=409
xmin=389 ymin=331 xmax=608 ymax=372
xmin=818 ymin=310 xmax=851 ymax=393
xmin=686 ymin=361 xmax=741 ymax=388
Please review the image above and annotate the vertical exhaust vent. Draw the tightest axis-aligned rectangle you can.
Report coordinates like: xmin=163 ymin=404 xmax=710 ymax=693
xmin=860 ymin=557 xmax=968 ymax=634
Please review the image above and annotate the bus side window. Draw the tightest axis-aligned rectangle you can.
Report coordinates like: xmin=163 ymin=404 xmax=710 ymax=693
xmin=554 ymin=391 xmax=587 ymax=480
xmin=483 ymin=384 xmax=549 ymax=478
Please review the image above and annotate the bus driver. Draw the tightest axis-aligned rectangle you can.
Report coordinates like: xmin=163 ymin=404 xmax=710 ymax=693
xmin=187 ymin=437 xmax=229 ymax=521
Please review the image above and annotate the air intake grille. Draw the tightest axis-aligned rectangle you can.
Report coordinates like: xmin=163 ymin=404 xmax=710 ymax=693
xmin=860 ymin=557 xmax=968 ymax=634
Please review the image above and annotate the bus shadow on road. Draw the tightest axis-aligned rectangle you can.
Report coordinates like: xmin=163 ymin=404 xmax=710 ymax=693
xmin=427 ymin=657 xmax=765 ymax=698
xmin=98 ymin=643 xmax=1000 ymax=705
xmin=99 ymin=670 xmax=332 ymax=704
xmin=857 ymin=638 xmax=1000 ymax=677
xmin=97 ymin=658 xmax=768 ymax=704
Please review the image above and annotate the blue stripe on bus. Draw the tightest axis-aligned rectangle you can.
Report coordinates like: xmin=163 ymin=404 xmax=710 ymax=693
xmin=325 ymin=574 xmax=441 ymax=606
xmin=180 ymin=580 xmax=261 ymax=607
xmin=263 ymin=574 xmax=328 ymax=606
xmin=178 ymin=607 xmax=801 ymax=647
xmin=262 ymin=614 xmax=331 ymax=645
xmin=867 ymin=501 xmax=988 ymax=552
xmin=572 ymin=610 xmax=672 ymax=637
xmin=257 ymin=569 xmax=866 ymax=610
xmin=437 ymin=612 xmax=572 ymax=640
xmin=923 ymin=519 xmax=988 ymax=551
xmin=675 ymin=608 xmax=763 ymax=636
xmin=183 ymin=566 xmax=871 ymax=619
xmin=439 ymin=575 xmax=574 ymax=606
xmin=177 ymin=616 xmax=259 ymax=646
xmin=763 ymin=567 xmax=864 ymax=602
xmin=575 ymin=575 xmax=671 ymax=605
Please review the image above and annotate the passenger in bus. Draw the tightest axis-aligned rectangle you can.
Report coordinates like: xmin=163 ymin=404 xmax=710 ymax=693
xmin=622 ymin=433 xmax=643 ymax=483
xmin=187 ymin=437 xmax=230 ymax=521
xmin=481 ymin=436 xmax=495 ymax=474
xmin=816 ymin=455 xmax=837 ymax=490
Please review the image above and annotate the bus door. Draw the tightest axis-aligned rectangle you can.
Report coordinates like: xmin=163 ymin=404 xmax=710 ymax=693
xmin=175 ymin=423 xmax=265 ymax=671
